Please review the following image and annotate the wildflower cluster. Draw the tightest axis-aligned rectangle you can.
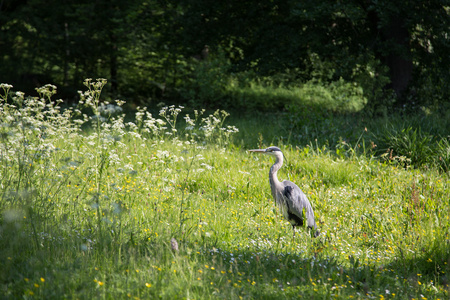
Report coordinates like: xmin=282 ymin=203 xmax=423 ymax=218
xmin=0 ymin=78 xmax=240 ymax=252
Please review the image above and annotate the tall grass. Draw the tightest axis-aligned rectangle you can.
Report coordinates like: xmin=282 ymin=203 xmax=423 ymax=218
xmin=0 ymin=80 xmax=449 ymax=299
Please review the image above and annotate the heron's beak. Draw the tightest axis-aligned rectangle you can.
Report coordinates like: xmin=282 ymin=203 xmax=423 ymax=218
xmin=248 ymin=149 xmax=266 ymax=153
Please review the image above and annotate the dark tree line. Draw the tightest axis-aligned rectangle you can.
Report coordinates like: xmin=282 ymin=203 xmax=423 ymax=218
xmin=1 ymin=0 xmax=449 ymax=108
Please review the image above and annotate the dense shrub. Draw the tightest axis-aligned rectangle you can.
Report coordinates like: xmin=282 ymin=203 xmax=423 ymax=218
xmin=374 ymin=126 xmax=435 ymax=168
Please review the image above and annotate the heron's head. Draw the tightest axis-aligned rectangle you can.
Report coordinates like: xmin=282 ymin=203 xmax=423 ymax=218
xmin=248 ymin=146 xmax=282 ymax=157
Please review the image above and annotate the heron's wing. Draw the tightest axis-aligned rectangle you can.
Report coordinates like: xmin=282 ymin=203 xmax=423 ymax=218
xmin=282 ymin=181 xmax=317 ymax=230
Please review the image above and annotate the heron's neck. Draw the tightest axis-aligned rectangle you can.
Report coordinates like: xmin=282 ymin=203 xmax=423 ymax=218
xmin=269 ymin=155 xmax=283 ymax=196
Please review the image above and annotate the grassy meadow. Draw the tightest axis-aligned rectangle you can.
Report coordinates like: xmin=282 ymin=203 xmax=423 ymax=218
xmin=0 ymin=80 xmax=449 ymax=299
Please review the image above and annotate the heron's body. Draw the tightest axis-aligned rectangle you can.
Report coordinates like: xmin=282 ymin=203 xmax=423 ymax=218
xmin=250 ymin=146 xmax=319 ymax=237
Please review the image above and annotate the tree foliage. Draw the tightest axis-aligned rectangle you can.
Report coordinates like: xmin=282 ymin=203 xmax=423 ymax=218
xmin=1 ymin=0 xmax=449 ymax=109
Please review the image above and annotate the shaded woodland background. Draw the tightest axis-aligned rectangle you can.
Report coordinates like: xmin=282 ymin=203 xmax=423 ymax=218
xmin=1 ymin=0 xmax=449 ymax=113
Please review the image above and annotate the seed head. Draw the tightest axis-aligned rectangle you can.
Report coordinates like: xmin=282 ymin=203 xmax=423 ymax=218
xmin=170 ymin=237 xmax=179 ymax=252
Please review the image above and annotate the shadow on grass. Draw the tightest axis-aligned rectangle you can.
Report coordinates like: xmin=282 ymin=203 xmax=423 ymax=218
xmin=1 ymin=214 xmax=448 ymax=299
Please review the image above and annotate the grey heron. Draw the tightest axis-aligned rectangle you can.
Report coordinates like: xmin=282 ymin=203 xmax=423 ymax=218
xmin=249 ymin=146 xmax=320 ymax=238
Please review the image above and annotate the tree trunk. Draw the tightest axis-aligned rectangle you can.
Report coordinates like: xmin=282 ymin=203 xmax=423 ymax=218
xmin=63 ymin=22 xmax=70 ymax=86
xmin=383 ymin=16 xmax=413 ymax=98
xmin=110 ymin=33 xmax=118 ymax=94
